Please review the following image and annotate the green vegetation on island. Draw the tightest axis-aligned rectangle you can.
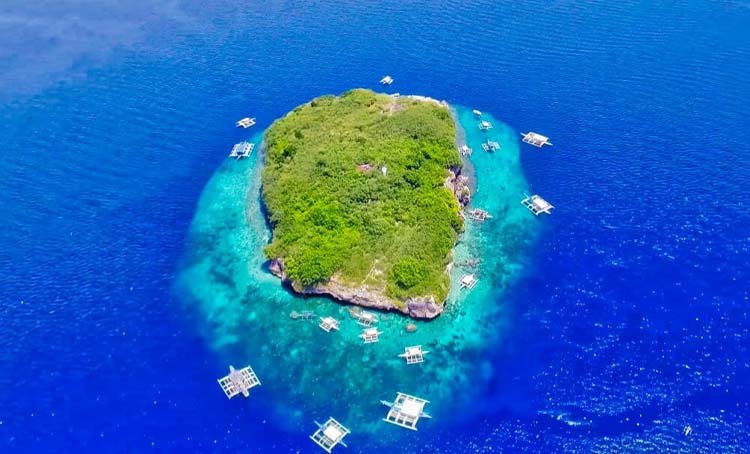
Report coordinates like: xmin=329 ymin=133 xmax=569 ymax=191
xmin=262 ymin=89 xmax=463 ymax=305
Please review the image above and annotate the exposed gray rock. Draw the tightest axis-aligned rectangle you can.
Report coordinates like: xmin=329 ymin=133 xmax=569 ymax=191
xmin=266 ymin=259 xmax=444 ymax=319
xmin=405 ymin=296 xmax=442 ymax=318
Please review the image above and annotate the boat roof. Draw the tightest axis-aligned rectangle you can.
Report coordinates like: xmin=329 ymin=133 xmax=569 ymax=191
xmin=400 ymin=399 xmax=423 ymax=418
xmin=527 ymin=132 xmax=548 ymax=140
xmin=533 ymin=197 xmax=552 ymax=209
xmin=323 ymin=425 xmax=343 ymax=441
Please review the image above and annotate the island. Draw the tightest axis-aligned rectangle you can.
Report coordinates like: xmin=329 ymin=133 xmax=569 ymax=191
xmin=261 ymin=89 xmax=470 ymax=318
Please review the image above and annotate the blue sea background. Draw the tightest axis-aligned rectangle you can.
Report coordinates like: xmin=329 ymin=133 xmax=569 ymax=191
xmin=1 ymin=0 xmax=749 ymax=452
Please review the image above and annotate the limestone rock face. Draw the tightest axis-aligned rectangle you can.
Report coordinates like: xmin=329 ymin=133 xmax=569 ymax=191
xmin=445 ymin=169 xmax=471 ymax=208
xmin=267 ymin=258 xmax=444 ymax=319
xmin=405 ymin=296 xmax=442 ymax=318
xmin=268 ymin=258 xmax=285 ymax=278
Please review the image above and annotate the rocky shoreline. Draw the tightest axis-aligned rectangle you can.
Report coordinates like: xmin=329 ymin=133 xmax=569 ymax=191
xmin=268 ymin=258 xmax=444 ymax=319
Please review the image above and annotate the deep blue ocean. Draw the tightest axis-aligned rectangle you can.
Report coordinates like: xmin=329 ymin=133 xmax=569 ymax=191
xmin=1 ymin=1 xmax=749 ymax=452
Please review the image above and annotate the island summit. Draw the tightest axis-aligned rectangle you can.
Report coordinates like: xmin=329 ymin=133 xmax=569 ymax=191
xmin=262 ymin=89 xmax=470 ymax=318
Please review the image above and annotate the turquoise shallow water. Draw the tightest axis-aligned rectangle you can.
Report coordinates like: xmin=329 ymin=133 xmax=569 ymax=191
xmin=176 ymin=103 xmax=538 ymax=442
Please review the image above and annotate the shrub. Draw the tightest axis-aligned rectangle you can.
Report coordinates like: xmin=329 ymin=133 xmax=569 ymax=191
xmin=262 ymin=89 xmax=462 ymax=300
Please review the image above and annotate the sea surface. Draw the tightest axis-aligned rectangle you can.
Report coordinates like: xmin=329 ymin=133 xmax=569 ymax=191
xmin=1 ymin=1 xmax=749 ymax=452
